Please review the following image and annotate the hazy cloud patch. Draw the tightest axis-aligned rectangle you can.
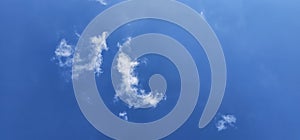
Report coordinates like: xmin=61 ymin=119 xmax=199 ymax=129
xmin=95 ymin=0 xmax=107 ymax=5
xmin=216 ymin=114 xmax=237 ymax=131
xmin=53 ymin=39 xmax=74 ymax=67
xmin=118 ymin=111 xmax=128 ymax=121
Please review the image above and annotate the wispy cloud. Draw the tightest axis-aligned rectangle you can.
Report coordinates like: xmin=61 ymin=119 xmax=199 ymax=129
xmin=95 ymin=0 xmax=107 ymax=6
xmin=54 ymin=32 xmax=108 ymax=79
xmin=114 ymin=38 xmax=166 ymax=109
xmin=75 ymin=31 xmax=81 ymax=38
xmin=216 ymin=115 xmax=237 ymax=131
xmin=73 ymin=32 xmax=109 ymax=78
xmin=118 ymin=111 xmax=128 ymax=121
xmin=53 ymin=39 xmax=74 ymax=67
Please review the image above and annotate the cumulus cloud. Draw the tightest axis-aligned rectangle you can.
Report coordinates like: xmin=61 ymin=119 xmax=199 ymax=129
xmin=53 ymin=39 xmax=74 ymax=67
xmin=114 ymin=38 xmax=166 ymax=109
xmin=72 ymin=32 xmax=109 ymax=78
xmin=118 ymin=111 xmax=128 ymax=121
xmin=216 ymin=115 xmax=237 ymax=131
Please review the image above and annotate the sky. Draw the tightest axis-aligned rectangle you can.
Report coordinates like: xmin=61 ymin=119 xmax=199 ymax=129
xmin=0 ymin=0 xmax=300 ymax=139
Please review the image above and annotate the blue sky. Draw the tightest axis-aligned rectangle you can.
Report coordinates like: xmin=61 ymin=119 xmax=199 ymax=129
xmin=0 ymin=0 xmax=300 ymax=139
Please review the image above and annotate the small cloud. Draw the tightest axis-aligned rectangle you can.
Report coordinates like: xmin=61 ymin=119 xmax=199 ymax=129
xmin=53 ymin=39 xmax=74 ymax=67
xmin=95 ymin=0 xmax=107 ymax=6
xmin=114 ymin=38 xmax=166 ymax=109
xmin=216 ymin=115 xmax=237 ymax=131
xmin=200 ymin=11 xmax=206 ymax=19
xmin=53 ymin=32 xmax=109 ymax=80
xmin=75 ymin=31 xmax=81 ymax=38
xmin=89 ymin=32 xmax=109 ymax=74
xmin=73 ymin=32 xmax=109 ymax=78
xmin=118 ymin=111 xmax=128 ymax=121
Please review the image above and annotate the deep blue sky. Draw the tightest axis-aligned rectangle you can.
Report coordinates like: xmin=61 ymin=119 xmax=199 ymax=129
xmin=0 ymin=0 xmax=300 ymax=139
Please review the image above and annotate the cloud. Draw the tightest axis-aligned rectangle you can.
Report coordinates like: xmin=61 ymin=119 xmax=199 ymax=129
xmin=75 ymin=31 xmax=81 ymax=38
xmin=95 ymin=0 xmax=107 ymax=6
xmin=53 ymin=39 xmax=74 ymax=67
xmin=216 ymin=115 xmax=237 ymax=131
xmin=54 ymin=32 xmax=108 ymax=79
xmin=72 ymin=32 xmax=109 ymax=78
xmin=89 ymin=32 xmax=109 ymax=74
xmin=200 ymin=11 xmax=206 ymax=19
xmin=54 ymin=35 xmax=165 ymax=108
xmin=114 ymin=38 xmax=166 ymax=109
xmin=118 ymin=111 xmax=128 ymax=121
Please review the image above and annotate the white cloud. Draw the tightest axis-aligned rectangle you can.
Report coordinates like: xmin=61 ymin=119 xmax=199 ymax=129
xmin=53 ymin=39 xmax=74 ymax=67
xmin=95 ymin=0 xmax=107 ymax=6
xmin=114 ymin=38 xmax=166 ymax=109
xmin=75 ymin=31 xmax=81 ymax=38
xmin=216 ymin=115 xmax=237 ymax=131
xmin=54 ymin=32 xmax=108 ymax=80
xmin=89 ymin=32 xmax=109 ymax=74
xmin=200 ymin=11 xmax=206 ymax=19
xmin=72 ymin=32 xmax=109 ymax=78
xmin=118 ymin=111 xmax=128 ymax=121
xmin=54 ymin=35 xmax=166 ymax=108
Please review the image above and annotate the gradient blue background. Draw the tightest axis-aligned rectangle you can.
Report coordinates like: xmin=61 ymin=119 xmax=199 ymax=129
xmin=0 ymin=0 xmax=300 ymax=139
